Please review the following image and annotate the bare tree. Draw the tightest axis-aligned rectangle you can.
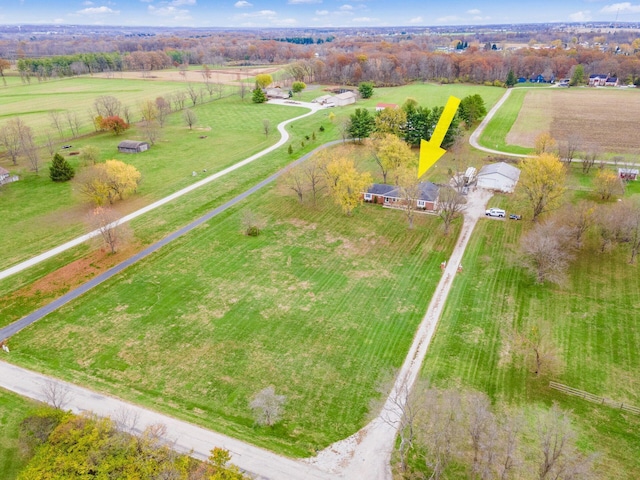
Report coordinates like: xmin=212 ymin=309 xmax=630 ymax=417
xmin=186 ymin=83 xmax=200 ymax=106
xmin=438 ymin=185 xmax=466 ymax=235
xmin=581 ymin=146 xmax=600 ymax=174
xmin=20 ymin=125 xmax=40 ymax=173
xmin=303 ymin=157 xmax=325 ymax=206
xmin=557 ymin=201 xmax=596 ymax=249
xmin=249 ymin=386 xmax=286 ymax=426
xmin=91 ymin=206 xmax=130 ymax=254
xmin=282 ymin=165 xmax=306 ymax=203
xmin=112 ymin=407 xmax=141 ymax=434
xmin=616 ymin=198 xmax=640 ymax=263
xmin=510 ymin=320 xmax=561 ymax=377
xmin=520 ymin=219 xmax=573 ymax=285
xmin=262 ymin=119 xmax=271 ymax=138
xmin=65 ymin=111 xmax=81 ymax=138
xmin=79 ymin=145 xmax=100 ymax=166
xmin=183 ymin=109 xmax=197 ymax=130
xmin=240 ymin=209 xmax=267 ymax=236
xmin=397 ymin=169 xmax=422 ymax=230
xmin=237 ymin=73 xmax=249 ymax=101
xmin=49 ymin=110 xmax=65 ymax=138
xmin=122 ymin=105 xmax=133 ymax=125
xmin=141 ymin=120 xmax=161 ymax=146
xmin=172 ymin=90 xmax=187 ymax=111
xmin=465 ymin=392 xmax=495 ymax=477
xmin=41 ymin=379 xmax=71 ymax=410
xmin=43 ymin=130 xmax=57 ymax=158
xmin=0 ymin=118 xmax=24 ymax=165
xmin=558 ymin=134 xmax=581 ymax=165
xmin=94 ymin=95 xmax=122 ymax=118
xmin=155 ymin=96 xmax=171 ymax=127
xmin=537 ymin=403 xmax=596 ymax=480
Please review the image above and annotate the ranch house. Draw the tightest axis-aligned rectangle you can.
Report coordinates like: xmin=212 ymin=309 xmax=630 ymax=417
xmin=363 ymin=182 xmax=440 ymax=211
xmin=118 ymin=140 xmax=150 ymax=154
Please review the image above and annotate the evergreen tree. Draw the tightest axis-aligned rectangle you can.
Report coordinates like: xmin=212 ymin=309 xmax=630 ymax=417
xmin=570 ymin=64 xmax=585 ymax=86
xmin=506 ymin=69 xmax=517 ymax=87
xmin=49 ymin=153 xmax=75 ymax=182
xmin=252 ymin=87 xmax=267 ymax=103
xmin=348 ymin=108 xmax=375 ymax=142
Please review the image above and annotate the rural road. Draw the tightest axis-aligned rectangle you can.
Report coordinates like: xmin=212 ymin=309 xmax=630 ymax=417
xmin=0 ymin=99 xmax=323 ymax=282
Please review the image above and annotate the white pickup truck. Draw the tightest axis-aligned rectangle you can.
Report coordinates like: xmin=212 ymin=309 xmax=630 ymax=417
xmin=485 ymin=208 xmax=506 ymax=218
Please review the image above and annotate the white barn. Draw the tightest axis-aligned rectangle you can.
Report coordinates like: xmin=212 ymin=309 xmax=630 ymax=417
xmin=477 ymin=162 xmax=521 ymax=193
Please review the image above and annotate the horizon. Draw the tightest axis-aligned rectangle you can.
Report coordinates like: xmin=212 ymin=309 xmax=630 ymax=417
xmin=0 ymin=1 xmax=637 ymax=29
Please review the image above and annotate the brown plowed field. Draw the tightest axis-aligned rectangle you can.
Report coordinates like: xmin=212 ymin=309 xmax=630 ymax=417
xmin=507 ymin=87 xmax=640 ymax=155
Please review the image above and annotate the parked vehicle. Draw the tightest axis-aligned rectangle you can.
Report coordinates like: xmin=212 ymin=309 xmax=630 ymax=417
xmin=485 ymin=208 xmax=506 ymax=218
xmin=509 ymin=213 xmax=522 ymax=220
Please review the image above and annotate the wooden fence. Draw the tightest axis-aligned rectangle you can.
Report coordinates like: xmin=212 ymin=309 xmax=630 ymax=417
xmin=549 ymin=381 xmax=640 ymax=415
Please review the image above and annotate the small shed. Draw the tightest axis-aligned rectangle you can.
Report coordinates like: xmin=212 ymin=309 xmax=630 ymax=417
xmin=118 ymin=140 xmax=149 ymax=154
xmin=477 ymin=162 xmax=521 ymax=193
xmin=265 ymin=87 xmax=290 ymax=99
xmin=619 ymin=168 xmax=639 ymax=181
xmin=0 ymin=166 xmax=19 ymax=186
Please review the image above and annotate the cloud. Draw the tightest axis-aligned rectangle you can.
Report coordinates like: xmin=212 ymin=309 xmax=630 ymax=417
xmin=234 ymin=0 xmax=252 ymax=7
xmin=170 ymin=0 xmax=196 ymax=5
xmin=82 ymin=1 xmax=94 ymax=5
xmin=600 ymin=2 xmax=640 ymax=14
xmin=52 ymin=18 xmax=65 ymax=23
xmin=288 ymin=0 xmax=321 ymax=3
xmin=139 ymin=0 xmax=153 ymax=3
xmin=148 ymin=5 xmax=192 ymax=19
xmin=407 ymin=16 xmax=423 ymax=24
xmin=466 ymin=9 xmax=481 ymax=15
xmin=315 ymin=9 xmax=329 ymax=15
xmin=238 ymin=9 xmax=277 ymax=18
xmin=76 ymin=6 xmax=119 ymax=15
xmin=569 ymin=10 xmax=592 ymax=21
xmin=353 ymin=16 xmax=377 ymax=22
xmin=339 ymin=4 xmax=354 ymax=11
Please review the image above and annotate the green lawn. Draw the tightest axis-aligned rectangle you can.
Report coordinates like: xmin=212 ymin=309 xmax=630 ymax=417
xmin=477 ymin=87 xmax=532 ymax=155
xmin=5 ymin=183 xmax=460 ymax=457
xmin=0 ymin=388 xmax=39 ymax=479
xmin=420 ymin=213 xmax=640 ymax=478
xmin=0 ymin=95 xmax=309 ymax=272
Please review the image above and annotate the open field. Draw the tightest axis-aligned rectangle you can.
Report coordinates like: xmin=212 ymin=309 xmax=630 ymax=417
xmin=505 ymin=87 xmax=640 ymax=157
xmin=477 ymin=87 xmax=532 ymax=155
xmin=420 ymin=212 xmax=640 ymax=478
xmin=0 ymin=95 xmax=308 ymax=271
xmin=5 ymin=182 xmax=459 ymax=456
xmin=0 ymin=388 xmax=39 ymax=479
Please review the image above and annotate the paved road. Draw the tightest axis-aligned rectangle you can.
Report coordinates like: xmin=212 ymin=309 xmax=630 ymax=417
xmin=0 ymin=361 xmax=336 ymax=480
xmin=0 ymin=100 xmax=323 ymax=282
xmin=0 ymin=138 xmax=341 ymax=343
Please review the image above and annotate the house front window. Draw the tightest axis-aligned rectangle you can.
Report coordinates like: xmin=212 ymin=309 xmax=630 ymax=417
xmin=384 ymin=197 xmax=390 ymax=203
xmin=417 ymin=200 xmax=426 ymax=208
xmin=364 ymin=193 xmax=372 ymax=201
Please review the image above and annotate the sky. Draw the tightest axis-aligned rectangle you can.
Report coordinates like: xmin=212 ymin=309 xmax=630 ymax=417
xmin=1 ymin=0 xmax=640 ymax=28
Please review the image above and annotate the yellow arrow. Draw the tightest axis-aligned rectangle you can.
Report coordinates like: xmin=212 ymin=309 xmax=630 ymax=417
xmin=418 ymin=96 xmax=461 ymax=178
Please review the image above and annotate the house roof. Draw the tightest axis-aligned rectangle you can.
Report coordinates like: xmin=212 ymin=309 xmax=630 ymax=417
xmin=367 ymin=183 xmax=397 ymax=196
xmin=118 ymin=140 xmax=149 ymax=149
xmin=0 ymin=166 xmax=9 ymax=176
xmin=416 ymin=182 xmax=440 ymax=202
xmin=335 ymin=91 xmax=356 ymax=100
xmin=478 ymin=162 xmax=521 ymax=182
xmin=376 ymin=103 xmax=398 ymax=109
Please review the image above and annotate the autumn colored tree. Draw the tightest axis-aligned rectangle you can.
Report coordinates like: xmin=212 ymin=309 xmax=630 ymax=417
xmin=533 ymin=132 xmax=557 ymax=155
xmin=518 ymin=153 xmax=566 ymax=221
xmin=0 ymin=58 xmax=10 ymax=86
xmin=371 ymin=133 xmax=416 ymax=184
xmin=49 ymin=153 xmax=75 ymax=182
xmin=593 ymin=169 xmax=625 ymax=200
xmin=291 ymin=81 xmax=306 ymax=97
xmin=139 ymin=99 xmax=158 ymax=123
xmin=325 ymin=156 xmax=372 ymax=215
xmin=374 ymin=107 xmax=407 ymax=137
xmin=99 ymin=115 xmax=129 ymax=135
xmin=78 ymin=159 xmax=141 ymax=205
xmin=255 ymin=73 xmax=273 ymax=88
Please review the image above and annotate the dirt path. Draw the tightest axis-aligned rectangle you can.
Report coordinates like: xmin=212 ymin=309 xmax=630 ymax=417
xmin=307 ymin=188 xmax=493 ymax=479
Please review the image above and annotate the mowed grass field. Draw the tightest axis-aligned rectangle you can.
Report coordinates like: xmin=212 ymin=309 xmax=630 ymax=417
xmin=0 ymin=388 xmax=39 ymax=479
xmin=0 ymin=93 xmax=308 ymax=271
xmin=421 ymin=213 xmax=640 ymax=477
xmin=5 ymin=183 xmax=460 ymax=456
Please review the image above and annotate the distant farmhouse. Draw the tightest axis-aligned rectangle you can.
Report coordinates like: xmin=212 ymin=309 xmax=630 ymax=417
xmin=375 ymin=103 xmax=398 ymax=111
xmin=0 ymin=166 xmax=19 ymax=186
xmin=118 ymin=140 xmax=149 ymax=154
xmin=363 ymin=182 xmax=440 ymax=211
xmin=589 ymin=74 xmax=618 ymax=87
xmin=619 ymin=168 xmax=639 ymax=181
xmin=476 ymin=162 xmax=521 ymax=193
xmin=312 ymin=91 xmax=357 ymax=107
